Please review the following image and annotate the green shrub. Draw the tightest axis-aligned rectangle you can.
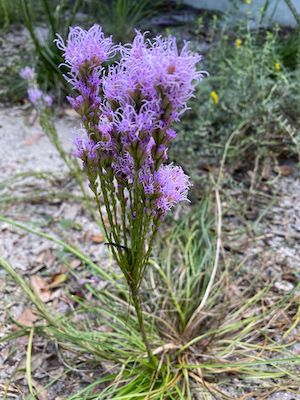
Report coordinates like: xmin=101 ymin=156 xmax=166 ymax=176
xmin=171 ymin=14 xmax=300 ymax=187
xmin=85 ymin=0 xmax=166 ymax=42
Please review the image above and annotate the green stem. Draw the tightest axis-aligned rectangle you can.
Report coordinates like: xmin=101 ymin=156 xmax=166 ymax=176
xmin=130 ymin=286 xmax=157 ymax=367
xmin=284 ymin=0 xmax=300 ymax=26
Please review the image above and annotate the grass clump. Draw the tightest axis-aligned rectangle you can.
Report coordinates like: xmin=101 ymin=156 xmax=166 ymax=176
xmin=85 ymin=0 xmax=166 ymax=42
xmin=1 ymin=187 xmax=300 ymax=398
xmin=0 ymin=0 xmax=23 ymax=28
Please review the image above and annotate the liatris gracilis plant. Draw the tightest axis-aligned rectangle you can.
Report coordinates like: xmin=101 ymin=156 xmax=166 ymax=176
xmin=20 ymin=66 xmax=53 ymax=110
xmin=55 ymin=25 xmax=205 ymax=365
xmin=20 ymin=66 xmax=92 ymax=213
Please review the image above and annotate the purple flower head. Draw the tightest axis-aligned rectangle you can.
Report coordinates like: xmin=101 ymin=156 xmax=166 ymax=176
xmin=118 ymin=31 xmax=205 ymax=123
xmin=112 ymin=152 xmax=135 ymax=183
xmin=103 ymin=64 xmax=134 ymax=105
xmin=21 ymin=67 xmax=53 ymax=110
xmin=74 ymin=129 xmax=99 ymax=163
xmin=27 ymin=87 xmax=53 ymax=109
xmin=43 ymin=94 xmax=53 ymax=107
xmin=20 ymin=66 xmax=36 ymax=81
xmin=165 ymin=128 xmax=176 ymax=143
xmin=74 ymin=80 xmax=102 ymax=108
xmin=154 ymin=164 xmax=191 ymax=215
xmin=55 ymin=25 xmax=115 ymax=78
xmin=98 ymin=115 xmax=114 ymax=138
xmin=113 ymin=104 xmax=156 ymax=141
xmin=139 ymin=163 xmax=155 ymax=195
xmin=56 ymin=27 xmax=111 ymax=120
xmin=67 ymin=94 xmax=85 ymax=113
xmin=28 ymin=87 xmax=43 ymax=104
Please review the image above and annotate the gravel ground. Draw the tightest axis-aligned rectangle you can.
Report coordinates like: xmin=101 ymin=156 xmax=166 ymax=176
xmin=0 ymin=105 xmax=72 ymax=180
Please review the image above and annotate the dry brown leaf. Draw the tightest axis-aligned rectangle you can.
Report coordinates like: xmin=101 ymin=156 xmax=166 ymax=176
xmin=32 ymin=379 xmax=48 ymax=400
xmin=15 ymin=308 xmax=39 ymax=327
xmin=91 ymin=234 xmax=105 ymax=243
xmin=274 ymin=165 xmax=294 ymax=176
xmin=224 ymin=233 xmax=249 ymax=253
xmin=15 ymin=354 xmax=46 ymax=381
xmin=30 ymin=250 xmax=56 ymax=275
xmin=70 ymin=259 xmax=81 ymax=269
xmin=24 ymin=132 xmax=43 ymax=146
xmin=261 ymin=157 xmax=271 ymax=180
xmin=30 ymin=276 xmax=52 ymax=302
xmin=83 ymin=231 xmax=92 ymax=243
xmin=281 ymin=272 xmax=297 ymax=283
xmin=36 ymin=251 xmax=48 ymax=264
xmin=35 ymin=249 xmax=55 ymax=267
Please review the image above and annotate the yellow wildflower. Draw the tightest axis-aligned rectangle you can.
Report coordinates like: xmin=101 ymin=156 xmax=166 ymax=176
xmin=210 ymin=91 xmax=219 ymax=105
xmin=245 ymin=0 xmax=251 ymax=4
xmin=275 ymin=62 xmax=281 ymax=71
xmin=235 ymin=38 xmax=242 ymax=49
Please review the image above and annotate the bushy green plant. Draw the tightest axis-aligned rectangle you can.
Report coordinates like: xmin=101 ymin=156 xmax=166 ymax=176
xmin=171 ymin=12 xmax=300 ymax=186
xmin=85 ymin=0 xmax=166 ymax=41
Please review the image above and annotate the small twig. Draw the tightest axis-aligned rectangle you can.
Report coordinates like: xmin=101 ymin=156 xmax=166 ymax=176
xmin=26 ymin=327 xmax=35 ymax=397
xmin=218 ymin=121 xmax=250 ymax=186
xmin=105 ymin=242 xmax=129 ymax=251
xmin=152 ymin=343 xmax=180 ymax=356
xmin=284 ymin=0 xmax=300 ymax=26
xmin=248 ymin=154 xmax=260 ymax=198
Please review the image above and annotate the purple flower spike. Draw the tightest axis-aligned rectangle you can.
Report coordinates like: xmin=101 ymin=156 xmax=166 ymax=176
xmin=55 ymin=25 xmax=115 ymax=78
xmin=20 ymin=66 xmax=36 ymax=81
xmin=56 ymin=25 xmax=205 ymax=221
xmin=55 ymin=26 xmax=206 ymax=330
xmin=139 ymin=163 xmax=155 ymax=195
xmin=20 ymin=66 xmax=53 ymax=110
xmin=43 ymin=94 xmax=53 ymax=107
xmin=74 ymin=130 xmax=99 ymax=162
xmin=27 ymin=87 xmax=53 ymax=110
xmin=28 ymin=87 xmax=43 ymax=104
